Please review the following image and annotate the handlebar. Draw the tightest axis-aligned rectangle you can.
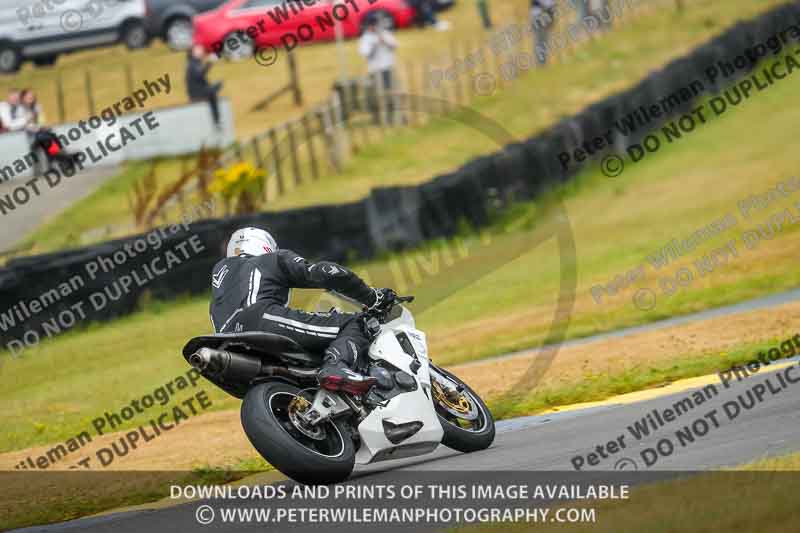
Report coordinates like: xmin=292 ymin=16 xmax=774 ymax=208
xmin=362 ymin=294 xmax=414 ymax=322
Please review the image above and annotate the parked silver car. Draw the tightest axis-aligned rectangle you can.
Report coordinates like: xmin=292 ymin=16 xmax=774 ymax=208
xmin=0 ymin=0 xmax=149 ymax=73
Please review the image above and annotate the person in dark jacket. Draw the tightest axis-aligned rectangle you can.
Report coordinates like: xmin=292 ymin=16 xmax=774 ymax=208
xmin=531 ymin=0 xmax=557 ymax=64
xmin=186 ymin=44 xmax=223 ymax=128
xmin=210 ymin=227 xmax=396 ymax=392
xmin=477 ymin=0 xmax=492 ymax=29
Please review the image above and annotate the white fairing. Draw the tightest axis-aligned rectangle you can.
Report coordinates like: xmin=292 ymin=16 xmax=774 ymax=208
xmin=354 ymin=307 xmax=444 ymax=464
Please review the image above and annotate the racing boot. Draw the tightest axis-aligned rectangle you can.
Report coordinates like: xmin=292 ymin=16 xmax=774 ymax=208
xmin=317 ymin=348 xmax=377 ymax=395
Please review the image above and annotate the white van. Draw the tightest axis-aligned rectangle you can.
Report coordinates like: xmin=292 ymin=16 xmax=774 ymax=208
xmin=0 ymin=0 xmax=149 ymax=73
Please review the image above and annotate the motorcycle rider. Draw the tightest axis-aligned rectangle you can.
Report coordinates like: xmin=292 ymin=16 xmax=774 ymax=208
xmin=210 ymin=227 xmax=395 ymax=393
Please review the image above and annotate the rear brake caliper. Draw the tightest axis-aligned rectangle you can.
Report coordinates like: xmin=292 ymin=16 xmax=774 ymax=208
xmin=288 ymin=396 xmax=325 ymax=440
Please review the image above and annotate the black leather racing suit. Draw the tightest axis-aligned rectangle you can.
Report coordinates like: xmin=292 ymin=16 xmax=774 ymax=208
xmin=209 ymin=250 xmax=376 ymax=367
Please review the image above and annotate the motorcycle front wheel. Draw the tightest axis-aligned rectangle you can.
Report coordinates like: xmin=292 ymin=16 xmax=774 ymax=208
xmin=430 ymin=365 xmax=496 ymax=453
xmin=241 ymin=381 xmax=355 ymax=485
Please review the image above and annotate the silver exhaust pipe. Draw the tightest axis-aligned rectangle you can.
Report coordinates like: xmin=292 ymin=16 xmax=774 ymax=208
xmin=189 ymin=347 xmax=215 ymax=371
xmin=189 ymin=347 xmax=319 ymax=382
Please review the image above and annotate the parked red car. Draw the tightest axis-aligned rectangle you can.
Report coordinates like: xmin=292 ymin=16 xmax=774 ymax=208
xmin=194 ymin=0 xmax=417 ymax=58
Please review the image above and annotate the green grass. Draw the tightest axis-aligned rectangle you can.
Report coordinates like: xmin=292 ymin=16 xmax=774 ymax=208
xmin=2 ymin=53 xmax=800 ymax=453
xmin=13 ymin=0 xmax=788 ymax=254
xmin=453 ymin=478 xmax=799 ymax=533
xmin=449 ymin=452 xmax=800 ymax=533
xmin=488 ymin=335 xmax=799 ymax=420
xmin=1 ymin=459 xmax=274 ymax=531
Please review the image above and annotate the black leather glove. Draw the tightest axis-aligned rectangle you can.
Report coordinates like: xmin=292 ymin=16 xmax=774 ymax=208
xmin=366 ymin=288 xmax=397 ymax=312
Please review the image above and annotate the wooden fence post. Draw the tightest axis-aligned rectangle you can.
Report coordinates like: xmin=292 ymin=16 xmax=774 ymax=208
xmin=252 ymin=137 xmax=265 ymax=168
xmin=450 ymin=40 xmax=463 ymax=106
xmin=406 ymin=61 xmax=418 ymax=127
xmin=55 ymin=70 xmax=66 ymax=122
xmin=375 ymin=73 xmax=387 ymax=130
xmin=438 ymin=56 xmax=450 ymax=115
xmin=319 ymin=106 xmax=342 ymax=173
xmin=124 ymin=63 xmax=134 ymax=97
xmin=358 ymin=78 xmax=371 ymax=146
xmin=286 ymin=121 xmax=302 ymax=186
xmin=84 ymin=70 xmax=95 ymax=115
xmin=269 ymin=128 xmax=285 ymax=196
xmin=461 ymin=40 xmax=472 ymax=104
xmin=301 ymin=114 xmax=319 ymax=181
xmin=250 ymin=136 xmax=270 ymax=202
xmin=422 ymin=61 xmax=434 ymax=121
xmin=287 ymin=51 xmax=303 ymax=106
xmin=330 ymin=90 xmax=348 ymax=152
xmin=344 ymin=87 xmax=360 ymax=154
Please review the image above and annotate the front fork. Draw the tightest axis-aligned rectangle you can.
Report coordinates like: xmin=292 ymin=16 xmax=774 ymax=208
xmin=430 ymin=365 xmax=464 ymax=402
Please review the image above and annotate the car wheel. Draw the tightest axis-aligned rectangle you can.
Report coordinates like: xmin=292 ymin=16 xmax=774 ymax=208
xmin=0 ymin=43 xmax=21 ymax=73
xmin=165 ymin=17 xmax=194 ymax=50
xmin=122 ymin=21 xmax=150 ymax=50
xmin=221 ymin=31 xmax=254 ymax=61
xmin=361 ymin=9 xmax=397 ymax=33
xmin=33 ymin=55 xmax=58 ymax=67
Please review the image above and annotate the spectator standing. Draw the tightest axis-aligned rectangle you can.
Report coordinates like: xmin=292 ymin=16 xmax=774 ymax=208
xmin=0 ymin=89 xmax=29 ymax=132
xmin=20 ymin=89 xmax=45 ymax=128
xmin=477 ymin=0 xmax=492 ymax=29
xmin=18 ymin=88 xmax=76 ymax=174
xmin=359 ymin=14 xmax=398 ymax=124
xmin=530 ymin=0 xmax=557 ymax=65
xmin=186 ymin=44 xmax=223 ymax=129
xmin=410 ymin=0 xmax=450 ymax=30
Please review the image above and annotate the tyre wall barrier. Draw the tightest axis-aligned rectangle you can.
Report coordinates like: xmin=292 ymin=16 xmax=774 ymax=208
xmin=1 ymin=1 xmax=797 ymax=346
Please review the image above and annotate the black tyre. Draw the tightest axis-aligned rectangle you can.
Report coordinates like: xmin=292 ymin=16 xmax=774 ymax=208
xmin=122 ymin=21 xmax=150 ymax=50
xmin=241 ymin=381 xmax=356 ymax=485
xmin=0 ymin=43 xmax=21 ymax=74
xmin=431 ymin=365 xmax=495 ymax=453
xmin=165 ymin=17 xmax=193 ymax=50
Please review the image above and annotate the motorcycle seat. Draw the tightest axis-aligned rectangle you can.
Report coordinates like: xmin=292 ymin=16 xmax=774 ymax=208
xmin=182 ymin=332 xmax=322 ymax=367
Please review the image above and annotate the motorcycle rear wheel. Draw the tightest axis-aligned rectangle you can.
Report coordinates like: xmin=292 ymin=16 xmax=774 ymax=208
xmin=431 ymin=365 xmax=496 ymax=453
xmin=241 ymin=381 xmax=356 ymax=485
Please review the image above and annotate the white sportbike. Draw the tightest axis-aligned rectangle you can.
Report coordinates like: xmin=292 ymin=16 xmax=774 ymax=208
xmin=182 ymin=295 xmax=495 ymax=484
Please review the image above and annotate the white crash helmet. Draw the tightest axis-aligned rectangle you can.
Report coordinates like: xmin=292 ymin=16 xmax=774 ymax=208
xmin=226 ymin=227 xmax=278 ymax=257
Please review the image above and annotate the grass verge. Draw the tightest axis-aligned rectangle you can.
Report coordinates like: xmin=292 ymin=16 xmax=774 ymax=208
xmin=14 ymin=0 xmax=788 ymax=254
xmin=449 ymin=452 xmax=800 ymax=533
xmin=2 ymin=51 xmax=800 ymax=451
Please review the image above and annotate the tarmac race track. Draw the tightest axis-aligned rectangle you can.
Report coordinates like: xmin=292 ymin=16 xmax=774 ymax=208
xmin=16 ymin=357 xmax=800 ymax=532
xmin=13 ymin=290 xmax=800 ymax=532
